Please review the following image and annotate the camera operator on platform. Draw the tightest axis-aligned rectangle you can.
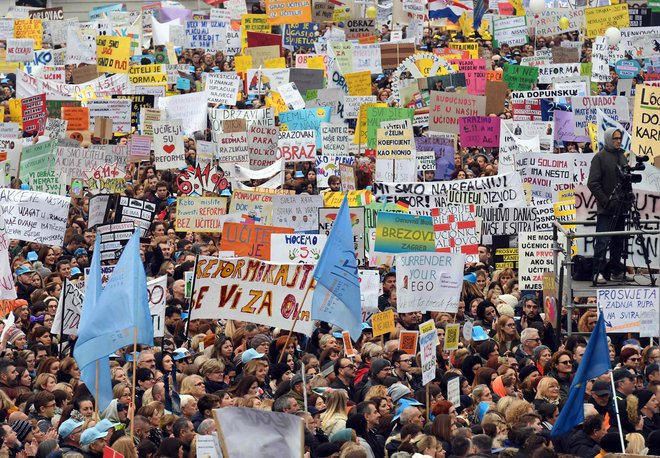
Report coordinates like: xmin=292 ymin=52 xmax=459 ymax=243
xmin=587 ymin=127 xmax=633 ymax=285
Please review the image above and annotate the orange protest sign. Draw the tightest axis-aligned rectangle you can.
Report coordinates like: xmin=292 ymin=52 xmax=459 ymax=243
xmin=220 ymin=223 xmax=294 ymax=260
xmin=372 ymin=309 xmax=395 ymax=337
xmin=486 ymin=71 xmax=503 ymax=81
xmin=265 ymin=0 xmax=312 ymax=24
xmin=342 ymin=331 xmax=357 ymax=357
xmin=61 ymin=107 xmax=90 ymax=131
xmin=345 ymin=71 xmax=372 ymax=96
xmin=399 ymin=330 xmax=419 ymax=355
xmin=14 ymin=19 xmax=42 ymax=50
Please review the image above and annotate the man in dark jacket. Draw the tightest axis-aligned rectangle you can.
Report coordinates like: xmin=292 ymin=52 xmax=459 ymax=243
xmin=587 ymin=127 xmax=631 ymax=284
xmin=568 ymin=415 xmax=606 ymax=458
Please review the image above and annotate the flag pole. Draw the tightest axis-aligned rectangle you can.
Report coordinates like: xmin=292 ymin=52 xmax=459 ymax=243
xmin=183 ymin=254 xmax=200 ymax=341
xmin=608 ymin=369 xmax=626 ymax=452
xmin=59 ymin=282 xmax=67 ymax=358
xmin=94 ymin=360 xmax=99 ymax=419
xmin=278 ymin=279 xmax=315 ymax=364
xmin=130 ymin=327 xmax=138 ymax=442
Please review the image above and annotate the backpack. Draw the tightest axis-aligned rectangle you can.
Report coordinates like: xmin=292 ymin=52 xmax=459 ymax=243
xmin=571 ymin=255 xmax=594 ymax=281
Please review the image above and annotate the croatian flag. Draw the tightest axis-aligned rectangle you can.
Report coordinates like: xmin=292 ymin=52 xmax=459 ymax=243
xmin=428 ymin=0 xmax=472 ymax=22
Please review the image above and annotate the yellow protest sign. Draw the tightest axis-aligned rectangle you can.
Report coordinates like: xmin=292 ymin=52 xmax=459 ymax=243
xmin=354 ymin=102 xmax=387 ymax=145
xmin=96 ymin=36 xmax=131 ymax=74
xmin=128 ymin=64 xmax=167 ymax=85
xmin=73 ymin=86 xmax=97 ymax=106
xmin=345 ymin=70 xmax=372 ymax=96
xmin=444 ymin=323 xmax=460 ymax=350
xmin=323 ymin=190 xmax=372 ymax=207
xmin=265 ymin=0 xmax=312 ymax=25
xmin=450 ymin=42 xmax=479 ymax=59
xmin=241 ymin=14 xmax=270 ymax=49
xmin=264 ymin=57 xmax=286 ymax=68
xmin=419 ymin=319 xmax=435 ymax=335
xmin=265 ymin=91 xmax=288 ymax=116
xmin=307 ymin=56 xmax=325 ymax=70
xmin=631 ymin=85 xmax=660 ymax=160
xmin=234 ymin=55 xmax=253 ymax=74
xmin=165 ymin=42 xmax=177 ymax=65
xmin=8 ymin=99 xmax=22 ymax=128
xmin=372 ymin=310 xmax=396 ymax=337
xmin=333 ymin=7 xmax=352 ymax=22
xmin=584 ymin=4 xmax=629 ymax=39
xmin=588 ymin=122 xmax=597 ymax=152
xmin=14 ymin=19 xmax=42 ymax=50
xmin=554 ymin=199 xmax=576 ymax=229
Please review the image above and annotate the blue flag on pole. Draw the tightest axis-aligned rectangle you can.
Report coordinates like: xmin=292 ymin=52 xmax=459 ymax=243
xmin=75 ymin=236 xmax=115 ymax=410
xmin=74 ymin=230 xmax=154 ymax=411
xmin=311 ymin=195 xmax=362 ymax=340
xmin=551 ymin=312 xmax=611 ymax=437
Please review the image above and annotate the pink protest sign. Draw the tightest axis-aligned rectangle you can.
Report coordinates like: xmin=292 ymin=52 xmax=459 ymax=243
xmin=459 ymin=116 xmax=501 ymax=147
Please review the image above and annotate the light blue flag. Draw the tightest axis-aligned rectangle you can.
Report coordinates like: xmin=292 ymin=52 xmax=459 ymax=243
xmin=74 ymin=230 xmax=154 ymax=410
xmin=311 ymin=195 xmax=362 ymax=340
xmin=75 ymin=237 xmax=114 ymax=410
xmin=551 ymin=312 xmax=611 ymax=437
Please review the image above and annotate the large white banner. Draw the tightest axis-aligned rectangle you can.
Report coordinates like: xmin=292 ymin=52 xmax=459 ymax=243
xmin=0 ymin=189 xmax=69 ymax=245
xmin=191 ymin=256 xmax=315 ymax=334
xmin=0 ymin=211 xmax=16 ymax=300
xmin=396 ymin=252 xmax=464 ymax=313
xmin=52 ymin=280 xmax=84 ymax=336
xmin=213 ymin=407 xmax=303 ymax=458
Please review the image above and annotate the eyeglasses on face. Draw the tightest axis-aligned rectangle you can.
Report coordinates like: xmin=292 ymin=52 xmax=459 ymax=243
xmin=558 ymin=360 xmax=572 ymax=365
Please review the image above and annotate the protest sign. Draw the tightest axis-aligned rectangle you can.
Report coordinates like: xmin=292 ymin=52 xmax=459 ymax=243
xmin=584 ymin=4 xmax=630 ymax=39
xmin=481 ymin=207 xmax=538 ymax=239
xmin=6 ymin=38 xmax=34 ymax=62
xmin=279 ymin=107 xmax=330 ymax=148
xmin=320 ymin=123 xmax=349 ymax=155
xmin=152 ymin=120 xmax=186 ymax=170
xmin=213 ymin=407 xmax=303 ymax=458
xmin=128 ymin=64 xmax=167 ymax=85
xmin=283 ymin=23 xmax=319 ymax=49
xmin=429 ymin=92 xmax=486 ymax=134
xmin=319 ymin=206 xmax=366 ymax=266
xmin=276 ymin=130 xmax=316 ymax=162
xmin=492 ymin=16 xmax=527 ymax=47
xmin=519 ymin=232 xmax=555 ymax=290
xmin=184 ymin=20 xmax=224 ymax=51
xmin=598 ymin=288 xmax=658 ymax=333
xmin=374 ymin=212 xmax=435 ymax=253
xmin=215 ymin=132 xmax=250 ymax=175
xmin=372 ymin=310 xmax=395 ymax=337
xmin=192 ymin=257 xmax=315 ymax=334
xmin=458 ymin=116 xmax=500 ymax=147
xmin=396 ymin=252 xmax=464 ymax=313
xmin=113 ymin=196 xmax=157 ymax=238
xmin=19 ymin=140 xmax=57 ymax=194
xmin=51 ymin=280 xmax=84 ymax=336
xmin=0 ymin=189 xmax=69 ymax=245
xmin=96 ymin=36 xmax=131 ymax=73
xmin=503 ymin=64 xmax=538 ymax=91
xmin=315 ymin=155 xmax=354 ymax=188
xmin=176 ymin=164 xmax=229 ymax=197
xmin=432 ymin=206 xmax=480 ymax=261
xmin=148 ymin=276 xmax=167 ymax=338
xmin=632 ymin=85 xmax=660 ymax=160
xmin=20 ymin=93 xmax=46 ymax=135
xmin=399 ymin=331 xmax=419 ymax=355
xmin=61 ymin=106 xmax=89 ymax=131
xmin=14 ymin=19 xmax=42 ymax=50
xmin=220 ymin=223 xmax=294 ymax=260
xmin=419 ymin=326 xmax=437 ymax=386
xmin=97 ymin=222 xmax=135 ymax=260
xmin=175 ymin=196 xmax=228 ymax=232
xmin=87 ymin=99 xmax=132 ymax=134
xmin=271 ymin=194 xmax=322 ymax=232
xmin=265 ymin=0 xmax=312 ymax=24
xmin=269 ymin=233 xmax=327 ymax=264
xmin=206 ymin=72 xmax=242 ymax=105
xmin=157 ymin=90 xmax=209 ymax=135
xmin=230 ymin=190 xmax=274 ymax=224
xmin=248 ymin=125 xmax=279 ymax=169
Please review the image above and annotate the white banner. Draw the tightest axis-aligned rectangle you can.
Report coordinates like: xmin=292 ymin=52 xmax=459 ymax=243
xmin=147 ymin=276 xmax=167 ymax=338
xmin=52 ymin=279 xmax=84 ymax=335
xmin=599 ymin=288 xmax=659 ymax=333
xmin=396 ymin=252 xmax=464 ymax=313
xmin=152 ymin=120 xmax=186 ymax=170
xmin=0 ymin=189 xmax=69 ymax=245
xmin=0 ymin=211 xmax=16 ymax=300
xmin=270 ymin=233 xmax=327 ymax=264
xmin=191 ymin=256 xmax=315 ymax=334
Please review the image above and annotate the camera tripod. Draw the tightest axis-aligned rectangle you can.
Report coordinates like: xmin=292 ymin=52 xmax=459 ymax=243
xmin=592 ymin=178 xmax=656 ymax=286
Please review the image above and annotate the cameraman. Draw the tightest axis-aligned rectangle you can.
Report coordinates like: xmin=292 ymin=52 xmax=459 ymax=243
xmin=587 ymin=127 xmax=632 ymax=284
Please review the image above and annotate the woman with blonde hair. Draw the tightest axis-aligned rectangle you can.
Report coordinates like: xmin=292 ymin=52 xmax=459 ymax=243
xmin=180 ymin=375 xmax=206 ymax=400
xmin=504 ymin=399 xmax=534 ymax=425
xmin=138 ymin=401 xmax=165 ymax=429
xmin=34 ymin=373 xmax=57 ymax=392
xmin=320 ymin=389 xmax=349 ymax=436
xmin=625 ymin=432 xmax=647 ymax=455
xmin=112 ymin=436 xmax=138 ymax=458
xmin=534 ymin=377 xmax=561 ymax=408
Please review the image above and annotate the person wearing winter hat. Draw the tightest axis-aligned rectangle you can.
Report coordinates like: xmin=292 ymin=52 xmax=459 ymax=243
xmin=636 ymin=388 xmax=659 ymax=436
xmin=11 ymin=420 xmax=31 ymax=444
xmin=387 ymin=382 xmax=412 ymax=404
xmin=6 ymin=326 xmax=26 ymax=349
xmin=358 ymin=359 xmax=392 ymax=402
xmin=250 ymin=334 xmax=271 ymax=354
xmin=497 ymin=294 xmax=518 ymax=311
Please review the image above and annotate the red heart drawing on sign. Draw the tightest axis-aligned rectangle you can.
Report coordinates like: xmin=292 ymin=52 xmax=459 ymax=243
xmin=163 ymin=144 xmax=175 ymax=154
